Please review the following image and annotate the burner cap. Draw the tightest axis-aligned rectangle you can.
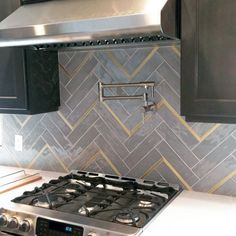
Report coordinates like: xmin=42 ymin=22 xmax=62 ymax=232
xmin=115 ymin=210 xmax=140 ymax=225
xmin=78 ymin=206 xmax=95 ymax=216
xmin=66 ymin=188 xmax=77 ymax=193
xmin=138 ymin=200 xmax=155 ymax=208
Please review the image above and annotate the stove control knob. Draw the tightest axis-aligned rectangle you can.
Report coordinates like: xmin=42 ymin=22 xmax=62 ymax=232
xmin=19 ymin=220 xmax=31 ymax=232
xmin=0 ymin=214 xmax=8 ymax=227
xmin=87 ymin=232 xmax=98 ymax=236
xmin=8 ymin=217 xmax=19 ymax=229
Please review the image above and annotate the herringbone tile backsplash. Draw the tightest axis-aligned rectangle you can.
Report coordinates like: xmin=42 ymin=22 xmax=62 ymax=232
xmin=1 ymin=46 xmax=236 ymax=196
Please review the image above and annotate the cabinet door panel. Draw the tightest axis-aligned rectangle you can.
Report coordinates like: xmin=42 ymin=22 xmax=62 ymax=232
xmin=0 ymin=48 xmax=27 ymax=110
xmin=181 ymin=0 xmax=236 ymax=121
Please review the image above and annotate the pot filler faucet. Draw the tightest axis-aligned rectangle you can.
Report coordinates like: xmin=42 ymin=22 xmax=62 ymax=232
xmin=98 ymin=82 xmax=156 ymax=113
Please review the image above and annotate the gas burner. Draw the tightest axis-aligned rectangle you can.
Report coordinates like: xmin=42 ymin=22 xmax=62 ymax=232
xmin=115 ymin=210 xmax=140 ymax=225
xmin=32 ymin=194 xmax=66 ymax=209
xmin=11 ymin=171 xmax=181 ymax=231
xmin=138 ymin=200 xmax=155 ymax=208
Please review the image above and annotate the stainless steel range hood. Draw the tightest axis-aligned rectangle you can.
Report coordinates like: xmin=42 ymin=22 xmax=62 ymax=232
xmin=0 ymin=0 xmax=180 ymax=50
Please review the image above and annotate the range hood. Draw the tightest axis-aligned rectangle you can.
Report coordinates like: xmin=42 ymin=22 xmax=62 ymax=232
xmin=0 ymin=0 xmax=180 ymax=50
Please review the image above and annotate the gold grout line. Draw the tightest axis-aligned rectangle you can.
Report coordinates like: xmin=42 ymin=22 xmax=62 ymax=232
xmin=199 ymin=124 xmax=221 ymax=141
xmin=13 ymin=115 xmax=31 ymax=127
xmin=99 ymin=149 xmax=121 ymax=176
xmin=72 ymin=101 xmax=97 ymax=130
xmin=129 ymin=114 xmax=152 ymax=136
xmin=27 ymin=144 xmax=69 ymax=172
xmin=83 ymin=151 xmax=101 ymax=170
xmin=22 ymin=116 xmax=33 ymax=127
xmin=93 ymin=54 xmax=123 ymax=83
xmin=57 ymin=111 xmax=73 ymax=131
xmin=59 ymin=63 xmax=72 ymax=79
xmin=103 ymin=95 xmax=219 ymax=142
xmin=155 ymin=99 xmax=165 ymax=109
xmin=103 ymin=102 xmax=153 ymax=138
xmin=46 ymin=144 xmax=69 ymax=172
xmin=107 ymin=51 xmax=130 ymax=79
xmin=107 ymin=47 xmax=158 ymax=81
xmin=103 ymin=103 xmax=131 ymax=136
xmin=171 ymin=46 xmax=181 ymax=57
xmin=159 ymin=100 xmax=202 ymax=142
xmin=122 ymin=106 xmax=142 ymax=125
xmin=130 ymin=47 xmax=159 ymax=79
xmin=57 ymin=101 xmax=97 ymax=134
xmin=163 ymin=158 xmax=192 ymax=190
xmin=68 ymin=142 xmax=98 ymax=169
xmin=27 ymin=145 xmax=48 ymax=169
xmin=208 ymin=170 xmax=236 ymax=194
xmin=26 ymin=133 xmax=46 ymax=158
xmin=81 ymin=149 xmax=121 ymax=176
xmin=59 ymin=52 xmax=93 ymax=80
xmin=157 ymin=99 xmax=221 ymax=142
xmin=140 ymin=158 xmax=164 ymax=179
xmin=70 ymin=52 xmax=93 ymax=79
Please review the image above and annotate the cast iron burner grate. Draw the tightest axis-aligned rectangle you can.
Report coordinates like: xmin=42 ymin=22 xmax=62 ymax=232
xmin=12 ymin=171 xmax=181 ymax=228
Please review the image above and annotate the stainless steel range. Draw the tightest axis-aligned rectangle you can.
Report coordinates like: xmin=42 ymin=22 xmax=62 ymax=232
xmin=0 ymin=171 xmax=181 ymax=236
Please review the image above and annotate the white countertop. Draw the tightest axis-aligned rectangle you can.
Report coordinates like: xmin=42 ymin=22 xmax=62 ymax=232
xmin=144 ymin=190 xmax=236 ymax=236
xmin=0 ymin=166 xmax=64 ymax=205
xmin=0 ymin=166 xmax=236 ymax=236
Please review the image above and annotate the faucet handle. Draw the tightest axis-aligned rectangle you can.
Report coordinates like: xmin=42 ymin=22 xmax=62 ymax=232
xmin=142 ymin=92 xmax=156 ymax=113
xmin=142 ymin=103 xmax=156 ymax=113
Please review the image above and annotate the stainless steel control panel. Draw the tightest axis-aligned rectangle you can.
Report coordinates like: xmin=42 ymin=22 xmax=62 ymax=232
xmin=0 ymin=208 xmax=136 ymax=236
xmin=0 ymin=208 xmax=35 ymax=236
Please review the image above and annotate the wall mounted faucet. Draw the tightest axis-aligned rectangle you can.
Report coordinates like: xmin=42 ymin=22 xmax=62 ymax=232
xmin=98 ymin=82 xmax=156 ymax=112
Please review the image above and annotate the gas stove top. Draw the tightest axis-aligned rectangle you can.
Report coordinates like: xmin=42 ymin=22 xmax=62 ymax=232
xmin=0 ymin=171 xmax=181 ymax=236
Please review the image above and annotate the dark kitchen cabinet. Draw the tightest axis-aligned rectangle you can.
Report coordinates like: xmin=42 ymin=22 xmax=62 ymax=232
xmin=0 ymin=48 xmax=60 ymax=114
xmin=181 ymin=0 xmax=236 ymax=123
xmin=0 ymin=0 xmax=60 ymax=115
